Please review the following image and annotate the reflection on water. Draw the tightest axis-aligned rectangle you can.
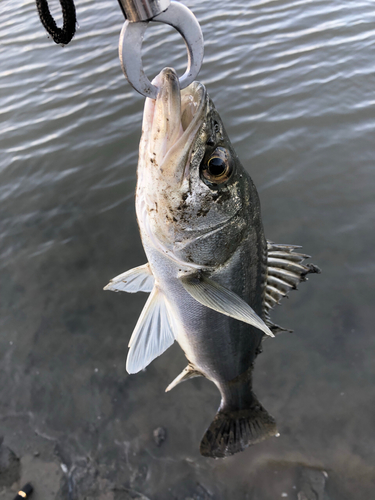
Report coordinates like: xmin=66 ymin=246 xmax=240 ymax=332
xmin=0 ymin=0 xmax=375 ymax=498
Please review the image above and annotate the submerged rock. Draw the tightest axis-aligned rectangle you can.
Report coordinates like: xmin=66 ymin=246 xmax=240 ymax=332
xmin=153 ymin=427 xmax=167 ymax=447
xmin=0 ymin=437 xmax=21 ymax=487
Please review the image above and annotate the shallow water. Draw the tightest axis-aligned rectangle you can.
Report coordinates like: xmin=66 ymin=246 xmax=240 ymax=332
xmin=0 ymin=0 xmax=375 ymax=498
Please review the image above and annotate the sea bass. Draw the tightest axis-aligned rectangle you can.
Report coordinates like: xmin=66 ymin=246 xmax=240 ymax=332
xmin=105 ymin=68 xmax=320 ymax=458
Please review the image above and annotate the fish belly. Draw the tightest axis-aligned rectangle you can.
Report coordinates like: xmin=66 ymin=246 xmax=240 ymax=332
xmin=143 ymin=237 xmax=265 ymax=389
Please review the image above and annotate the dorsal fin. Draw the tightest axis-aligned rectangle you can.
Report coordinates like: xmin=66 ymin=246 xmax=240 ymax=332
xmin=264 ymin=241 xmax=321 ymax=333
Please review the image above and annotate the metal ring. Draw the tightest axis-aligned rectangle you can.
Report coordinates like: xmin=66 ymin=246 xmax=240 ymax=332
xmin=119 ymin=1 xmax=204 ymax=99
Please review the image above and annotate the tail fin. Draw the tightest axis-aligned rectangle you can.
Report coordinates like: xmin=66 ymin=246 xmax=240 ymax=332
xmin=200 ymin=398 xmax=278 ymax=459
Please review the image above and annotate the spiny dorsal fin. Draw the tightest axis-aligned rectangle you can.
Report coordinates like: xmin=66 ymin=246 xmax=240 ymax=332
xmin=104 ymin=263 xmax=154 ymax=293
xmin=265 ymin=320 xmax=293 ymax=336
xmin=165 ymin=364 xmax=203 ymax=392
xmin=126 ymin=287 xmax=175 ymax=373
xmin=180 ymin=273 xmax=274 ymax=337
xmin=264 ymin=241 xmax=321 ymax=322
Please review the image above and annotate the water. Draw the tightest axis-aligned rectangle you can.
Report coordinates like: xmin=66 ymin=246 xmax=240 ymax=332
xmin=1 ymin=0 xmax=374 ymax=498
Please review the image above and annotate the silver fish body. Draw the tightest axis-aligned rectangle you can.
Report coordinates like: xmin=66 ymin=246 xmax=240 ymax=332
xmin=105 ymin=68 xmax=320 ymax=458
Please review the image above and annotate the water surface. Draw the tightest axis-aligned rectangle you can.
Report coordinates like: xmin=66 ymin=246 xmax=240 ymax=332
xmin=1 ymin=0 xmax=375 ymax=498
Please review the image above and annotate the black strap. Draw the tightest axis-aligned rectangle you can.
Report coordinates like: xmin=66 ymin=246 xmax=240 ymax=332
xmin=36 ymin=0 xmax=76 ymax=45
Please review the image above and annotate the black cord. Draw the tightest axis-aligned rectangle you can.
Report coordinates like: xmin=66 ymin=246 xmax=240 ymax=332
xmin=36 ymin=0 xmax=76 ymax=45
xmin=13 ymin=483 xmax=33 ymax=499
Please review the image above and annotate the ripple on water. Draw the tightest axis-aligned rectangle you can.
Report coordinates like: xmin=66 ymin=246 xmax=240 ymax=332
xmin=1 ymin=0 xmax=375 ymax=497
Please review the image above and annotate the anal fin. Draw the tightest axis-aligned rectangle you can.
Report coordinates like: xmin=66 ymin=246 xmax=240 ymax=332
xmin=165 ymin=364 xmax=202 ymax=392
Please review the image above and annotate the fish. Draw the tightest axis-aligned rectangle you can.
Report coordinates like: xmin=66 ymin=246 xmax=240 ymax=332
xmin=104 ymin=68 xmax=320 ymax=459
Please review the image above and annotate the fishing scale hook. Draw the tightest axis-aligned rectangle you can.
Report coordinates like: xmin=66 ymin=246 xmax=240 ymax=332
xmin=117 ymin=0 xmax=204 ymax=99
xmin=35 ymin=0 xmax=203 ymax=99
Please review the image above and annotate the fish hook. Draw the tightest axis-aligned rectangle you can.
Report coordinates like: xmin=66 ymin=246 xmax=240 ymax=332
xmin=118 ymin=0 xmax=204 ymax=99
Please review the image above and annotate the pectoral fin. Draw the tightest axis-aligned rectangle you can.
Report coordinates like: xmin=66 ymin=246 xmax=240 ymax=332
xmin=180 ymin=274 xmax=274 ymax=337
xmin=165 ymin=364 xmax=202 ymax=392
xmin=126 ymin=287 xmax=175 ymax=374
xmin=104 ymin=263 xmax=154 ymax=293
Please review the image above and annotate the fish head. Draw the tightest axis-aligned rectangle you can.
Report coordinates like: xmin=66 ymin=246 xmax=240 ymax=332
xmin=137 ymin=68 xmax=257 ymax=268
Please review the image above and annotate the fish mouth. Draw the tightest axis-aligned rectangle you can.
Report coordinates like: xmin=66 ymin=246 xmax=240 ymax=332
xmin=141 ymin=68 xmax=207 ymax=178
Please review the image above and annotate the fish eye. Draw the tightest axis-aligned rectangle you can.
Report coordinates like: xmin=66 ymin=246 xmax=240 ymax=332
xmin=208 ymin=157 xmax=226 ymax=176
xmin=201 ymin=147 xmax=233 ymax=185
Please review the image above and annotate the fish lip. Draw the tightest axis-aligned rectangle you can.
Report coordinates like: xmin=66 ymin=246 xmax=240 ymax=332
xmin=148 ymin=67 xmax=181 ymax=133
xmin=153 ymin=67 xmax=206 ymax=120
xmin=157 ymin=67 xmax=180 ymax=97
xmin=145 ymin=68 xmax=207 ymax=169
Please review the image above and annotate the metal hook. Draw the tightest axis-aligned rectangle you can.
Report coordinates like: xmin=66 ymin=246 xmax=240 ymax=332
xmin=117 ymin=0 xmax=171 ymax=22
xmin=118 ymin=1 xmax=204 ymax=99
